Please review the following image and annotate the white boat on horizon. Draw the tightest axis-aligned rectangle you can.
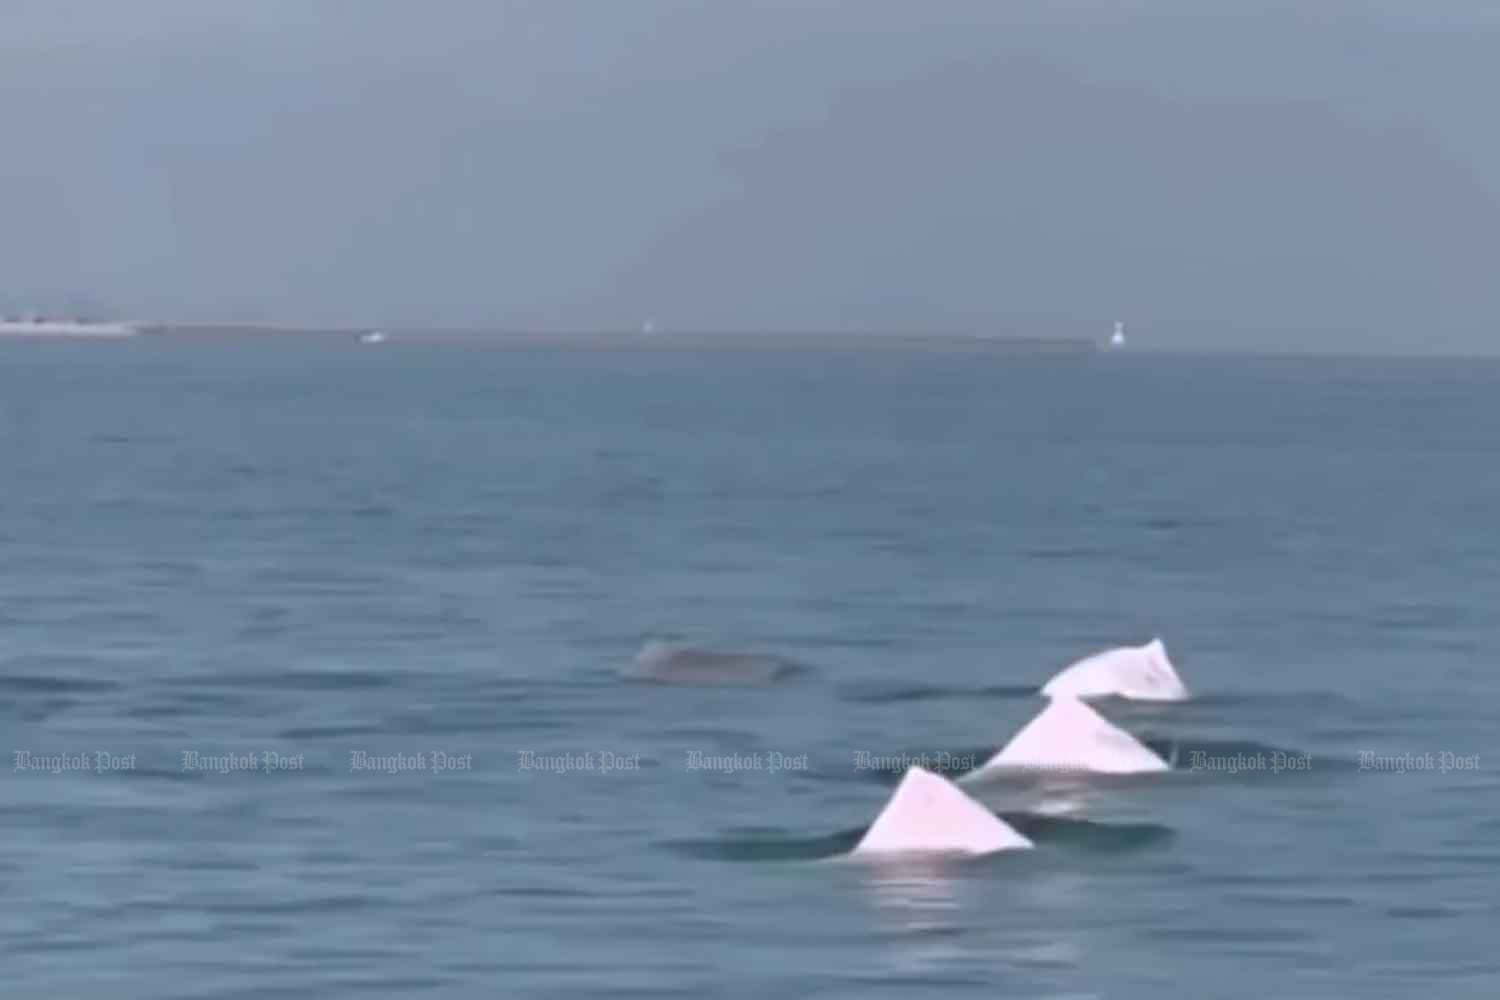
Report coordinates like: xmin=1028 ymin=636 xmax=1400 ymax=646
xmin=1109 ymin=320 xmax=1126 ymax=349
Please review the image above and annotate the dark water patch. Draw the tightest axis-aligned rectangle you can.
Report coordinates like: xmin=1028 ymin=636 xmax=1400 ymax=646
xmin=119 ymin=766 xmax=204 ymax=783
xmin=162 ymin=857 xmax=262 ymax=873
xmin=1390 ymin=850 xmax=1500 ymax=868
xmin=659 ymin=827 xmax=863 ymax=862
xmin=237 ymin=605 xmax=292 ymax=639
xmin=1306 ymin=724 xmax=1392 ymax=742
xmin=839 ymin=971 xmax=994 ymax=990
xmin=1225 ymin=891 xmax=1357 ymax=909
xmin=1139 ymin=515 xmax=1226 ymax=532
xmin=1157 ymin=690 xmax=1356 ymax=712
xmin=659 ymin=813 xmax=1170 ymax=863
xmin=284 ymin=946 xmax=416 ymax=964
xmin=1366 ymin=868 xmax=1472 ymax=890
xmin=319 ymin=975 xmax=461 ymax=994
xmin=0 ymin=673 xmax=120 ymax=694
xmin=836 ymin=682 xmax=1034 ymax=705
xmin=626 ymin=641 xmax=811 ymax=687
xmin=193 ymin=894 xmax=380 ymax=917
xmin=380 ymin=702 xmax=586 ymax=736
xmin=1387 ymin=905 xmax=1464 ymax=919
xmin=350 ymin=503 xmax=396 ymax=519
xmin=277 ymin=723 xmax=385 ymax=740
xmin=1198 ymin=872 xmax=1330 ymax=890
xmin=0 ymin=696 xmax=79 ymax=721
xmin=493 ymin=884 xmax=603 ymax=900
xmin=1000 ymin=813 xmax=1176 ymax=852
xmin=1138 ymin=736 xmax=1356 ymax=775
xmin=166 ymin=670 xmax=400 ymax=692
xmin=1024 ymin=545 xmax=1111 ymax=561
xmin=11 ymin=936 xmax=103 ymax=954
xmin=125 ymin=702 xmax=197 ymax=719
xmin=129 ymin=688 xmax=273 ymax=720
xmin=1150 ymin=925 xmax=1308 ymax=945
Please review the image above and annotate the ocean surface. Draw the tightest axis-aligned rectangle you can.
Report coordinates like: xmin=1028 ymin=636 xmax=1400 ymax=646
xmin=2 ymin=336 xmax=1497 ymax=998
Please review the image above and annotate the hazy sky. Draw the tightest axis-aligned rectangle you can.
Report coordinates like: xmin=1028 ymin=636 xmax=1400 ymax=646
xmin=2 ymin=0 xmax=1497 ymax=352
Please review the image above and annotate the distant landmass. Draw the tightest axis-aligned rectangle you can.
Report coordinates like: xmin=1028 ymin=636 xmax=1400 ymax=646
xmin=139 ymin=326 xmax=1100 ymax=353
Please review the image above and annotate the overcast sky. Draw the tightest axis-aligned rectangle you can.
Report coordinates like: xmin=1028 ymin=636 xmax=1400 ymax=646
xmin=2 ymin=0 xmax=1497 ymax=353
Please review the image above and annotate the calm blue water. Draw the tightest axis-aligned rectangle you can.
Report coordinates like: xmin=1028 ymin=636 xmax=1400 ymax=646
xmin=2 ymin=338 xmax=1497 ymax=998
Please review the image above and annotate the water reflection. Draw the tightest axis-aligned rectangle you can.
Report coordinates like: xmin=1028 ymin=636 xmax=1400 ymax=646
xmin=852 ymin=854 xmax=975 ymax=978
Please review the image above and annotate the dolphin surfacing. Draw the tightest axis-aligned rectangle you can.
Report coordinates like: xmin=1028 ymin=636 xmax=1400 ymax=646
xmin=1040 ymin=638 xmax=1188 ymax=702
xmin=851 ymin=766 xmax=1033 ymax=857
xmin=629 ymin=640 xmax=804 ymax=687
xmin=968 ymin=697 xmax=1170 ymax=777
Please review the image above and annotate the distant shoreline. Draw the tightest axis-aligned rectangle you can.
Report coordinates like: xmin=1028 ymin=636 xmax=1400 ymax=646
xmin=135 ymin=326 xmax=1101 ymax=354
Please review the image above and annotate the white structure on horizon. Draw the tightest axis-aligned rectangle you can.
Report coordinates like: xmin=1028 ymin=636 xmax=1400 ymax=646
xmin=0 ymin=315 xmax=140 ymax=338
xmin=1110 ymin=320 xmax=1126 ymax=348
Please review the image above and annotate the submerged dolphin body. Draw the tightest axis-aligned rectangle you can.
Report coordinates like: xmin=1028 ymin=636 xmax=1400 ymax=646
xmin=851 ymin=766 xmax=1033 ymax=857
xmin=967 ymin=696 xmax=1170 ymax=778
xmin=630 ymin=640 xmax=804 ymax=686
xmin=1040 ymin=638 xmax=1188 ymax=702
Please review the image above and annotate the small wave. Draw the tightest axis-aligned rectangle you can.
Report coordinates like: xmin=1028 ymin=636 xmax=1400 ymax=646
xmin=658 ymin=827 xmax=863 ymax=862
xmin=836 ymin=682 xmax=1035 ymax=705
xmin=0 ymin=673 xmax=119 ymax=694
xmin=1168 ymin=691 xmax=1357 ymax=712
xmin=117 ymin=766 xmax=202 ymax=783
xmin=625 ymin=640 xmax=809 ymax=687
xmin=164 ymin=670 xmax=399 ymax=692
xmin=276 ymin=723 xmax=386 ymax=740
xmin=1138 ymin=515 xmax=1226 ymax=533
xmin=999 ymin=813 xmax=1176 ymax=851
xmin=1023 ymin=545 xmax=1111 ymax=561
xmin=658 ymin=813 xmax=1173 ymax=863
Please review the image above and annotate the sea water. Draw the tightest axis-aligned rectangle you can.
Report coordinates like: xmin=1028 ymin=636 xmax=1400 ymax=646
xmin=2 ymin=337 xmax=1497 ymax=997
